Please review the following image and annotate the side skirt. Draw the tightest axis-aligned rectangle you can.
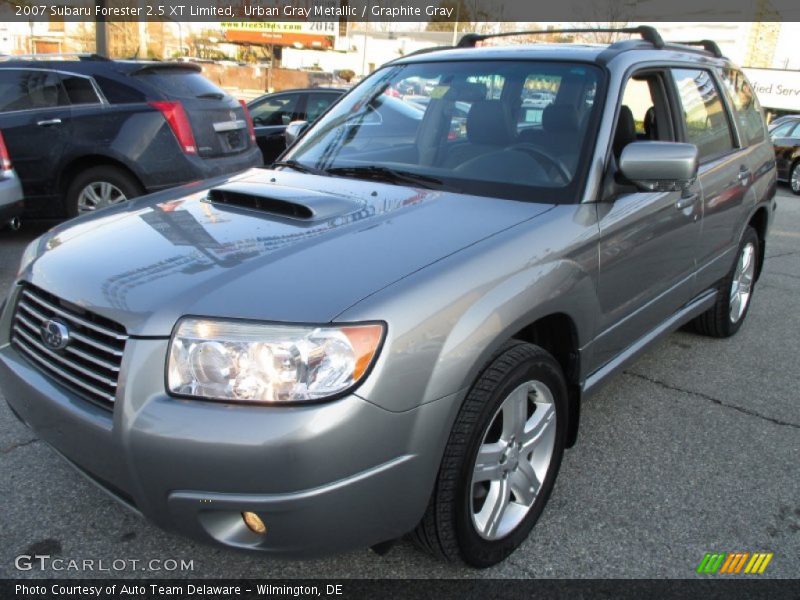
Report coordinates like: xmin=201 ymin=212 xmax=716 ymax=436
xmin=581 ymin=288 xmax=718 ymax=397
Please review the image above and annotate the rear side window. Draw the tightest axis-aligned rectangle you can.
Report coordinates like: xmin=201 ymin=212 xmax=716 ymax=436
xmin=0 ymin=69 xmax=67 ymax=111
xmin=135 ymin=69 xmax=227 ymax=100
xmin=60 ymin=75 xmax=100 ymax=105
xmin=93 ymin=75 xmax=146 ymax=104
xmin=671 ymin=68 xmax=735 ymax=161
xmin=719 ymin=68 xmax=767 ymax=146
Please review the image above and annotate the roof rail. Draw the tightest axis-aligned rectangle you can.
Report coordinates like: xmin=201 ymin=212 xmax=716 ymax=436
xmin=666 ymin=40 xmax=723 ymax=58
xmin=387 ymin=45 xmax=455 ymax=63
xmin=0 ymin=52 xmax=109 ymax=61
xmin=457 ymin=26 xmax=665 ymax=49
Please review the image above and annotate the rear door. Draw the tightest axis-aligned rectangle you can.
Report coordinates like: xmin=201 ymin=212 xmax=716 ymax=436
xmin=133 ymin=65 xmax=252 ymax=159
xmin=248 ymin=91 xmax=304 ymax=165
xmin=669 ymin=68 xmax=751 ymax=292
xmin=0 ymin=68 xmax=72 ymax=202
xmin=768 ymin=120 xmax=799 ymax=181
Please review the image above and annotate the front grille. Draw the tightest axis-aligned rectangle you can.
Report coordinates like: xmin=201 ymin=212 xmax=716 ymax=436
xmin=10 ymin=284 xmax=127 ymax=407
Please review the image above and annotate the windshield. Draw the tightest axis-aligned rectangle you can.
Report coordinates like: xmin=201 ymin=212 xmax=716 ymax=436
xmin=284 ymin=60 xmax=604 ymax=203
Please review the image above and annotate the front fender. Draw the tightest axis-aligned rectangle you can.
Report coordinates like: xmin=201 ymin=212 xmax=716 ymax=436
xmin=338 ymin=204 xmax=600 ymax=413
xmin=436 ymin=258 xmax=598 ymax=400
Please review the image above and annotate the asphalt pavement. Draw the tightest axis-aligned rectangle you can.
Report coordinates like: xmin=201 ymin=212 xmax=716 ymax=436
xmin=0 ymin=189 xmax=798 ymax=580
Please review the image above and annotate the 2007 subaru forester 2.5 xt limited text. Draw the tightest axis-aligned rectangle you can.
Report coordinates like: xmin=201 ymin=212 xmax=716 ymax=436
xmin=0 ymin=28 xmax=776 ymax=567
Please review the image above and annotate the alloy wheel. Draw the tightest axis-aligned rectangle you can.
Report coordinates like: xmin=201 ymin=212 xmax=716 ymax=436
xmin=792 ymin=164 xmax=800 ymax=194
xmin=77 ymin=181 xmax=127 ymax=213
xmin=470 ymin=380 xmax=556 ymax=540
xmin=729 ymin=242 xmax=755 ymax=324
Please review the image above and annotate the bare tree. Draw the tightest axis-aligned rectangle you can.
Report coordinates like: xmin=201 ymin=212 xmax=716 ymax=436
xmin=574 ymin=0 xmax=633 ymax=43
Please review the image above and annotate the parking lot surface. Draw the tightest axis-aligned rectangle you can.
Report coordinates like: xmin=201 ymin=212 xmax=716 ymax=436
xmin=0 ymin=189 xmax=798 ymax=579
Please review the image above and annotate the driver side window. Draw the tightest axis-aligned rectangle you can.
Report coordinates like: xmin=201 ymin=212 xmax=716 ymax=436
xmin=613 ymin=71 xmax=674 ymax=162
xmin=250 ymin=93 xmax=301 ymax=127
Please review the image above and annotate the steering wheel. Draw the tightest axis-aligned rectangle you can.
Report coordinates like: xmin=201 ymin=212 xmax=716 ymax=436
xmin=507 ymin=143 xmax=571 ymax=184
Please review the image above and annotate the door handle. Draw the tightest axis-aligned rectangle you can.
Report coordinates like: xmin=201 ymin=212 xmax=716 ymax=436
xmin=675 ymin=193 xmax=698 ymax=210
xmin=36 ymin=118 xmax=62 ymax=127
xmin=738 ymin=167 xmax=750 ymax=186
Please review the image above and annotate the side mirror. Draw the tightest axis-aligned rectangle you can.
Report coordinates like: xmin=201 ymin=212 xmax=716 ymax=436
xmin=619 ymin=142 xmax=699 ymax=192
xmin=284 ymin=120 xmax=309 ymax=147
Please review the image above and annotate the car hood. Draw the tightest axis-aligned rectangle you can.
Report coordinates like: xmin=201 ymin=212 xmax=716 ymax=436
xmin=23 ymin=169 xmax=552 ymax=336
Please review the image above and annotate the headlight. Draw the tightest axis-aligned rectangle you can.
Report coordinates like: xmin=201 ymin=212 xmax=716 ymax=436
xmin=167 ymin=317 xmax=385 ymax=404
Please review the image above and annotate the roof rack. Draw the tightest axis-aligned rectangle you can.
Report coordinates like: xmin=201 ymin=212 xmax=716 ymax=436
xmin=457 ymin=26 xmax=665 ymax=49
xmin=0 ymin=52 xmax=109 ymax=61
xmin=667 ymin=40 xmax=723 ymax=58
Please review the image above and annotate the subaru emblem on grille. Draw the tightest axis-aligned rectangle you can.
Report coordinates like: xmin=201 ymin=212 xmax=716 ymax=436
xmin=41 ymin=319 xmax=70 ymax=350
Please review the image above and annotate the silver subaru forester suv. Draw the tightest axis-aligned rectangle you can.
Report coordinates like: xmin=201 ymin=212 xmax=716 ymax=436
xmin=0 ymin=27 xmax=776 ymax=567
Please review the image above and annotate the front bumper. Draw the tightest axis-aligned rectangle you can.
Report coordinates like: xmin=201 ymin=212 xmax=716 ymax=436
xmin=0 ymin=298 xmax=457 ymax=556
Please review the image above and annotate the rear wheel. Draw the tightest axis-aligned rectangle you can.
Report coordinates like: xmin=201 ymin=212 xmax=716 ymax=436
xmin=692 ymin=226 xmax=759 ymax=338
xmin=790 ymin=161 xmax=800 ymax=196
xmin=65 ymin=166 xmax=143 ymax=218
xmin=411 ymin=341 xmax=567 ymax=567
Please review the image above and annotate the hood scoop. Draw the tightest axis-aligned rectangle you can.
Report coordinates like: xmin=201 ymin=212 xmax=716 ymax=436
xmin=206 ymin=182 xmax=363 ymax=222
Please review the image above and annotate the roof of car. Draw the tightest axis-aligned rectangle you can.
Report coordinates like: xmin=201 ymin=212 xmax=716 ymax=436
xmin=0 ymin=58 xmax=203 ymax=76
xmin=392 ymin=40 xmax=730 ymax=67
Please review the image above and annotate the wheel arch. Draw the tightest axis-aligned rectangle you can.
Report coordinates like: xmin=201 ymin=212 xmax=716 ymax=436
xmin=435 ymin=259 xmax=595 ymax=450
xmin=746 ymin=205 xmax=769 ymax=281
xmin=58 ymin=154 xmax=145 ymax=205
xmin=509 ymin=313 xmax=582 ymax=448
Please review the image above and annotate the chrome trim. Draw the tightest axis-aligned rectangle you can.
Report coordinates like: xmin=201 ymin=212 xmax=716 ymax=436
xmin=12 ymin=336 xmax=117 ymax=403
xmin=63 ymin=344 xmax=121 ymax=372
xmin=21 ymin=290 xmax=127 ymax=340
xmin=213 ymin=119 xmax=247 ymax=133
xmin=10 ymin=285 xmax=126 ymax=406
xmin=12 ymin=325 xmax=118 ymax=387
xmin=17 ymin=299 xmax=124 ymax=356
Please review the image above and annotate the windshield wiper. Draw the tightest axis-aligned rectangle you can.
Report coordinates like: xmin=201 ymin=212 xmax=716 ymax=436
xmin=326 ymin=166 xmax=446 ymax=190
xmin=272 ymin=160 xmax=328 ymax=176
xmin=196 ymin=92 xmax=225 ymax=100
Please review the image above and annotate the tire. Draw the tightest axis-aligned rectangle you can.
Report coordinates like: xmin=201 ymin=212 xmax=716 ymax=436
xmin=64 ymin=165 xmax=143 ymax=218
xmin=790 ymin=161 xmax=800 ymax=196
xmin=411 ymin=341 xmax=568 ymax=567
xmin=692 ymin=226 xmax=759 ymax=338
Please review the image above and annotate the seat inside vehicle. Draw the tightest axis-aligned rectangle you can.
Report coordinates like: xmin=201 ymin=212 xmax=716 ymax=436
xmin=443 ymin=100 xmax=516 ymax=167
xmin=613 ymin=105 xmax=638 ymax=160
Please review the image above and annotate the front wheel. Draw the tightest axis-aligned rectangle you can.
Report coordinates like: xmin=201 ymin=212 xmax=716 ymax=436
xmin=411 ymin=341 xmax=567 ymax=567
xmin=692 ymin=226 xmax=759 ymax=338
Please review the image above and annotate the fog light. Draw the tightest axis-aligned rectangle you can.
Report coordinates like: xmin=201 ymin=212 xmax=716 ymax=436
xmin=242 ymin=511 xmax=266 ymax=534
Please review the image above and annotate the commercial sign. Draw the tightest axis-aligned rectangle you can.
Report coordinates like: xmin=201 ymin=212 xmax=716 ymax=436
xmin=743 ymin=68 xmax=800 ymax=112
xmin=221 ymin=20 xmax=338 ymax=49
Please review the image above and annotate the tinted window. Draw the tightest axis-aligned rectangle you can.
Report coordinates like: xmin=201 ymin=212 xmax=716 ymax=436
xmin=305 ymin=92 xmax=340 ymax=122
xmin=719 ymin=68 xmax=767 ymax=146
xmin=672 ymin=68 xmax=734 ymax=161
xmin=93 ymin=75 xmax=147 ymax=103
xmin=250 ymin=93 xmax=301 ymax=126
xmin=769 ymin=121 xmax=797 ymax=138
xmin=286 ymin=61 xmax=604 ymax=203
xmin=135 ymin=69 xmax=227 ymax=100
xmin=60 ymin=75 xmax=100 ymax=105
xmin=0 ymin=69 xmax=66 ymax=111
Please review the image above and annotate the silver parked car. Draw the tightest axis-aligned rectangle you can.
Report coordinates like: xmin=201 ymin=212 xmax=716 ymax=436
xmin=0 ymin=130 xmax=23 ymax=229
xmin=0 ymin=27 xmax=776 ymax=567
